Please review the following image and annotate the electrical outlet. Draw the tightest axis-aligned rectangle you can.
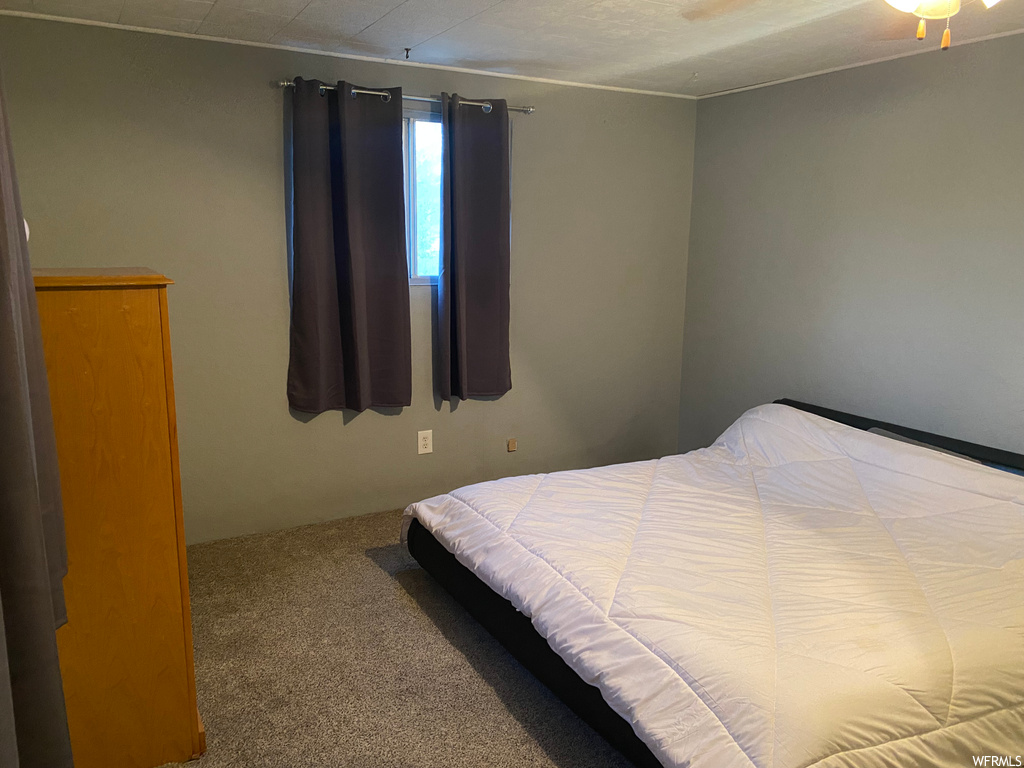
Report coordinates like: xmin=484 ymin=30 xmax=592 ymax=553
xmin=418 ymin=430 xmax=433 ymax=455
xmin=507 ymin=438 xmax=517 ymax=452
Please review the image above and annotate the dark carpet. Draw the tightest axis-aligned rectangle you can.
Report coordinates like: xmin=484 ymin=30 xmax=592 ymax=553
xmin=165 ymin=509 xmax=635 ymax=767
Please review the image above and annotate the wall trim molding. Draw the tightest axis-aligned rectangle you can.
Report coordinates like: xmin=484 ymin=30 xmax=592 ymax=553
xmin=1 ymin=9 xmax=1022 ymax=101
xmin=0 ymin=10 xmax=698 ymax=100
xmin=701 ymin=25 xmax=1024 ymax=99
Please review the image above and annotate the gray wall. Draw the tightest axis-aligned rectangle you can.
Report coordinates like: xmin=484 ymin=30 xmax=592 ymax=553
xmin=680 ymin=34 xmax=1024 ymax=454
xmin=0 ymin=16 xmax=696 ymax=543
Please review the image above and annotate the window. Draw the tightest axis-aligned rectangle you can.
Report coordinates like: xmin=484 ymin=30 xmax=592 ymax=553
xmin=404 ymin=115 xmax=443 ymax=284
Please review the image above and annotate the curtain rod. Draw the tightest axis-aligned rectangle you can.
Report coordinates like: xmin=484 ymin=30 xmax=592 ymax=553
xmin=278 ymin=81 xmax=535 ymax=114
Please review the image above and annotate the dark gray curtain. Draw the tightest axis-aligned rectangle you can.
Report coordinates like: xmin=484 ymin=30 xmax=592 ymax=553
xmin=287 ymin=79 xmax=412 ymax=414
xmin=0 ymin=69 xmax=74 ymax=768
xmin=439 ymin=94 xmax=512 ymax=401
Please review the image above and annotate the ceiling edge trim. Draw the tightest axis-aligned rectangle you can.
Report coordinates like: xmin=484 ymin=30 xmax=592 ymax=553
xmin=701 ymin=25 xmax=1024 ymax=99
xmin=2 ymin=10 xmax=1023 ymax=102
xmin=0 ymin=10 xmax=699 ymax=100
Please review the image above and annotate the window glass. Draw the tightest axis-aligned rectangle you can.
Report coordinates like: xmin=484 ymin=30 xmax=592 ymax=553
xmin=408 ymin=119 xmax=443 ymax=280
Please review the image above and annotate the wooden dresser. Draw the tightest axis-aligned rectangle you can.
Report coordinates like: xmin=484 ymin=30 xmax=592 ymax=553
xmin=34 ymin=268 xmax=204 ymax=768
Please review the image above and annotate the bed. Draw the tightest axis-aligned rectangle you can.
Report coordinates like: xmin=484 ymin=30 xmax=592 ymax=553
xmin=403 ymin=402 xmax=1024 ymax=767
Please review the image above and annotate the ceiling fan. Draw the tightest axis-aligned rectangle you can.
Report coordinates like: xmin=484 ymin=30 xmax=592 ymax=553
xmin=682 ymin=0 xmax=1008 ymax=51
xmin=883 ymin=0 xmax=1004 ymax=49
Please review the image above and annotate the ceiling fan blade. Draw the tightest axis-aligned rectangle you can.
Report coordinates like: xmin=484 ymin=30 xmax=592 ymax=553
xmin=681 ymin=0 xmax=760 ymax=22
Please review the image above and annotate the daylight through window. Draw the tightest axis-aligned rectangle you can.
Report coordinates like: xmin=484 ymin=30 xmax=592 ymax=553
xmin=405 ymin=117 xmax=443 ymax=282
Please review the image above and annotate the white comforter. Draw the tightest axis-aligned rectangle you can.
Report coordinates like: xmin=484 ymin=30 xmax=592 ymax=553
xmin=404 ymin=404 xmax=1024 ymax=767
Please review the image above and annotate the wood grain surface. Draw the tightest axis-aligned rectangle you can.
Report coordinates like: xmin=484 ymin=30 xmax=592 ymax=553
xmin=33 ymin=267 xmax=174 ymax=289
xmin=36 ymin=271 xmax=201 ymax=767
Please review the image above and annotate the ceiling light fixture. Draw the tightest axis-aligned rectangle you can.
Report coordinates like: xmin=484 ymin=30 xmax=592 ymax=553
xmin=884 ymin=0 xmax=1005 ymax=49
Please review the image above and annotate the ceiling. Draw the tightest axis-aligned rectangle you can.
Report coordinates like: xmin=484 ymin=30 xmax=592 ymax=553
xmin=4 ymin=0 xmax=1024 ymax=96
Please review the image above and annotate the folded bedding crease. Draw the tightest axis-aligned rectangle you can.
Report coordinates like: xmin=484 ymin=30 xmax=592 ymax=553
xmin=405 ymin=404 xmax=1024 ymax=768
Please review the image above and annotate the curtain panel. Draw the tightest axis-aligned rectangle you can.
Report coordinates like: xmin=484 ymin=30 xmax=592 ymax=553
xmin=439 ymin=93 xmax=512 ymax=401
xmin=287 ymin=79 xmax=412 ymax=414
xmin=0 ymin=70 xmax=74 ymax=768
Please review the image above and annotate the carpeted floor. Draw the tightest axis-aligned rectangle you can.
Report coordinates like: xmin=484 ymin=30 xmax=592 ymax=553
xmin=168 ymin=509 xmax=634 ymax=768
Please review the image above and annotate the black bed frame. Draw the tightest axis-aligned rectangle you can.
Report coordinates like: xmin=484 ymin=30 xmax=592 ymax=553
xmin=774 ymin=399 xmax=1024 ymax=472
xmin=406 ymin=400 xmax=1024 ymax=767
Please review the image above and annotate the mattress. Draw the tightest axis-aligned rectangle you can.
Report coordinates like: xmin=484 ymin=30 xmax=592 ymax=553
xmin=404 ymin=404 xmax=1024 ymax=767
